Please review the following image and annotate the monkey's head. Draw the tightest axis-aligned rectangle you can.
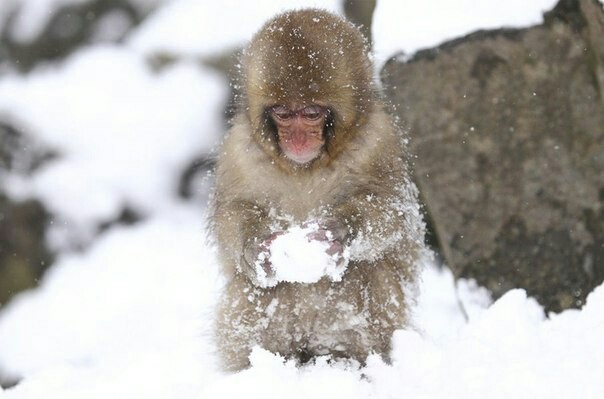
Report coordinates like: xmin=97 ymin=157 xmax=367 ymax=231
xmin=241 ymin=9 xmax=375 ymax=170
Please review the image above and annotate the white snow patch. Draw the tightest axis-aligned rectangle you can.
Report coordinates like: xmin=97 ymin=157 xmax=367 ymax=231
xmin=0 ymin=45 xmax=226 ymax=246
xmin=128 ymin=0 xmax=342 ymax=57
xmin=413 ymin=263 xmax=468 ymax=341
xmin=364 ymin=286 xmax=604 ymax=398
xmin=200 ymin=347 xmax=372 ymax=399
xmin=373 ymin=0 xmax=559 ymax=66
xmin=0 ymin=206 xmax=220 ymax=380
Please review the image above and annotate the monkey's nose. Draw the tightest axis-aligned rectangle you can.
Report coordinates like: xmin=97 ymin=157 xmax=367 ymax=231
xmin=290 ymin=130 xmax=308 ymax=150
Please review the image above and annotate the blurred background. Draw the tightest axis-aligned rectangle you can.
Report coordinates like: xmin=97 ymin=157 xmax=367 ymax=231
xmin=0 ymin=0 xmax=602 ymax=392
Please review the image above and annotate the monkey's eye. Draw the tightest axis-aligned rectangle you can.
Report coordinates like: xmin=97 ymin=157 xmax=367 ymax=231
xmin=301 ymin=105 xmax=324 ymax=121
xmin=271 ymin=105 xmax=294 ymax=120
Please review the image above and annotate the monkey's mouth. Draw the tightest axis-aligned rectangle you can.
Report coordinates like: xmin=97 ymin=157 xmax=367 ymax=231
xmin=283 ymin=148 xmax=321 ymax=165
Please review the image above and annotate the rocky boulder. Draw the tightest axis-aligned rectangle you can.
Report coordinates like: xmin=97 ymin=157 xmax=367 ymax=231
xmin=382 ymin=0 xmax=604 ymax=312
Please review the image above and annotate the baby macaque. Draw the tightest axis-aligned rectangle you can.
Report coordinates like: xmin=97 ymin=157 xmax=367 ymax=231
xmin=210 ymin=8 xmax=426 ymax=371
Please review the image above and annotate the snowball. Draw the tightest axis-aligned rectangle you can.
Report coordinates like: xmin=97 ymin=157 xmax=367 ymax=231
xmin=256 ymin=223 xmax=349 ymax=287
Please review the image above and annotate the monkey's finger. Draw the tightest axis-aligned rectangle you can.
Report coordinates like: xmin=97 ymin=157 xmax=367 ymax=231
xmin=325 ymin=240 xmax=344 ymax=257
xmin=306 ymin=229 xmax=330 ymax=242
xmin=262 ymin=231 xmax=285 ymax=248
xmin=318 ymin=218 xmax=350 ymax=243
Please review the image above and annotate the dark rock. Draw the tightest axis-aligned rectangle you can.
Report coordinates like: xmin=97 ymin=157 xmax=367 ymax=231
xmin=343 ymin=0 xmax=376 ymax=46
xmin=0 ymin=193 xmax=54 ymax=307
xmin=0 ymin=122 xmax=56 ymax=173
xmin=178 ymin=156 xmax=215 ymax=201
xmin=97 ymin=206 xmax=142 ymax=234
xmin=382 ymin=0 xmax=604 ymax=313
xmin=0 ymin=374 xmax=18 ymax=390
xmin=0 ymin=122 xmax=54 ymax=307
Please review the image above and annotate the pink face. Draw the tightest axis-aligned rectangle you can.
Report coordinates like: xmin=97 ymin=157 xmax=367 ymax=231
xmin=269 ymin=104 xmax=329 ymax=165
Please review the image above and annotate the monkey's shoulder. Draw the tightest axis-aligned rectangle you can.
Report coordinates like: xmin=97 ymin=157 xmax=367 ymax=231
xmin=214 ymin=110 xmax=407 ymax=214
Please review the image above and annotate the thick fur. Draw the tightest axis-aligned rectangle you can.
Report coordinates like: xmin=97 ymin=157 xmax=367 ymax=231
xmin=211 ymin=9 xmax=426 ymax=371
xmin=242 ymin=8 xmax=374 ymax=173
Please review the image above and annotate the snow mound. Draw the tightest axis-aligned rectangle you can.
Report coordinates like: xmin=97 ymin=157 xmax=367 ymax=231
xmin=201 ymin=347 xmax=372 ymax=399
xmin=0 ymin=207 xmax=219 ymax=380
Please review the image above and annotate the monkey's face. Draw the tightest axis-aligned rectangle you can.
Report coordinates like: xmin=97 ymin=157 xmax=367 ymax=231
xmin=244 ymin=8 xmax=375 ymax=170
xmin=268 ymin=104 xmax=329 ymax=165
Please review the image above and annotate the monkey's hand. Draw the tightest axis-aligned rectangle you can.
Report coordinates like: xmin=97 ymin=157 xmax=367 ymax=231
xmin=304 ymin=218 xmax=350 ymax=266
xmin=242 ymin=231 xmax=284 ymax=287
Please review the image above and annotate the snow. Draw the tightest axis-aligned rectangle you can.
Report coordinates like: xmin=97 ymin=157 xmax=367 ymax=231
xmin=257 ymin=223 xmax=349 ymax=287
xmin=373 ymin=0 xmax=558 ymax=65
xmin=375 ymin=287 xmax=604 ymax=398
xmin=0 ymin=206 xmax=218 ymax=376
xmin=128 ymin=0 xmax=342 ymax=57
xmin=0 ymin=46 xmax=226 ymax=248
xmin=3 ymin=252 xmax=603 ymax=398
xmin=0 ymin=0 xmax=163 ymax=43
xmin=1 ymin=0 xmax=604 ymax=398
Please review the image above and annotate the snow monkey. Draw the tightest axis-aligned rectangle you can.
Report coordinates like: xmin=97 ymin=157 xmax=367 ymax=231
xmin=210 ymin=9 xmax=426 ymax=371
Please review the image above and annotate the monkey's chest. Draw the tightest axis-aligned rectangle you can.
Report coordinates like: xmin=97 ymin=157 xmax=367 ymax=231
xmin=261 ymin=176 xmax=348 ymax=220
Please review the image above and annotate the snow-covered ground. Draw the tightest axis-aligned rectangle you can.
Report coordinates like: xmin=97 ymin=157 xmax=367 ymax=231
xmin=2 ymin=0 xmax=603 ymax=398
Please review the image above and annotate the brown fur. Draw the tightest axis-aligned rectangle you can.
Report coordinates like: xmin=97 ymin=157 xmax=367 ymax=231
xmin=243 ymin=9 xmax=374 ymax=173
xmin=211 ymin=9 xmax=426 ymax=371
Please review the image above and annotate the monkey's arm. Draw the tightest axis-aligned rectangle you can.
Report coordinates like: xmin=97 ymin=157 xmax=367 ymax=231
xmin=330 ymin=184 xmax=422 ymax=263
xmin=212 ymin=198 xmax=284 ymax=285
xmin=318 ymin=126 xmax=424 ymax=264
